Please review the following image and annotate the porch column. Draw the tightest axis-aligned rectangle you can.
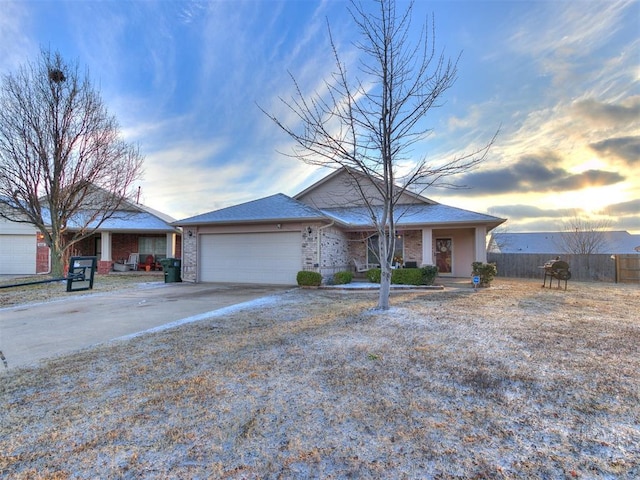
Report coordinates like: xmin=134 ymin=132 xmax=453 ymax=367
xmin=475 ymin=226 xmax=487 ymax=263
xmin=421 ymin=228 xmax=433 ymax=266
xmin=166 ymin=232 xmax=177 ymax=258
xmin=100 ymin=231 xmax=112 ymax=261
xmin=97 ymin=231 xmax=113 ymax=274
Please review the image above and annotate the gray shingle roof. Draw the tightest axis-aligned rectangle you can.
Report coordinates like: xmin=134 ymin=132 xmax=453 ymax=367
xmin=76 ymin=211 xmax=178 ymax=232
xmin=321 ymin=204 xmax=505 ymax=227
xmin=175 ymin=194 xmax=326 ymax=225
xmin=40 ymin=207 xmax=177 ymax=232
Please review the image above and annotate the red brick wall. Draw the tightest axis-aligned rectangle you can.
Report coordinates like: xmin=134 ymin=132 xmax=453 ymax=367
xmin=111 ymin=234 xmax=140 ymax=264
xmin=97 ymin=260 xmax=113 ymax=274
xmin=36 ymin=232 xmax=50 ymax=274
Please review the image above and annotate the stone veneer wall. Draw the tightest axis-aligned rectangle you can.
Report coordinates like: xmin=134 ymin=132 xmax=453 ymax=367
xmin=301 ymin=224 xmax=350 ymax=281
xmin=181 ymin=228 xmax=198 ymax=282
xmin=301 ymin=225 xmax=318 ymax=271
xmin=319 ymin=226 xmax=350 ymax=279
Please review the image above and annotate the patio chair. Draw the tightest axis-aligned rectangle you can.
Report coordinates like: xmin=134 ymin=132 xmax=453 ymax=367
xmin=124 ymin=253 xmax=139 ymax=271
xmin=138 ymin=255 xmax=155 ymax=271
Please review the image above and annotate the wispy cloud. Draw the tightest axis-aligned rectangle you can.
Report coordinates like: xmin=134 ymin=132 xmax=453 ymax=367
xmin=0 ymin=2 xmax=36 ymax=71
xmin=2 ymin=1 xmax=637 ymax=232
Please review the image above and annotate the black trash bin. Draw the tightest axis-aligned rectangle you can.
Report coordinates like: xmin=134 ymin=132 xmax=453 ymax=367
xmin=160 ymin=258 xmax=182 ymax=283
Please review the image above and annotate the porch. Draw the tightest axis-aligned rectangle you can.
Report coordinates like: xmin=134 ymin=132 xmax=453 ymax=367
xmin=303 ymin=225 xmax=489 ymax=283
xmin=67 ymin=232 xmax=181 ymax=274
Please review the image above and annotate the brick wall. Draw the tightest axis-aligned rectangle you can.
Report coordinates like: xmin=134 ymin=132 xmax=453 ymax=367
xmin=347 ymin=232 xmax=369 ymax=267
xmin=36 ymin=232 xmax=50 ymax=274
xmin=111 ymin=234 xmax=140 ymax=264
xmin=403 ymin=230 xmax=423 ymax=265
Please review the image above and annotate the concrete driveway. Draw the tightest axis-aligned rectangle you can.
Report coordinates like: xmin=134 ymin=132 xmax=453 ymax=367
xmin=0 ymin=282 xmax=291 ymax=370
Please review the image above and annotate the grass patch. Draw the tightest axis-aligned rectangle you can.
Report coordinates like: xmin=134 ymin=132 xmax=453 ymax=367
xmin=1 ymin=280 xmax=638 ymax=478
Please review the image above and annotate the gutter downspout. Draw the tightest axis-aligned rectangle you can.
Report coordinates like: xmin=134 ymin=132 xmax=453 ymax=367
xmin=317 ymin=221 xmax=335 ymax=275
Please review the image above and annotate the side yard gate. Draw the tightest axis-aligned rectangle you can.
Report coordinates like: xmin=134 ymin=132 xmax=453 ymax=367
xmin=487 ymin=253 xmax=640 ymax=284
xmin=616 ymin=254 xmax=640 ymax=284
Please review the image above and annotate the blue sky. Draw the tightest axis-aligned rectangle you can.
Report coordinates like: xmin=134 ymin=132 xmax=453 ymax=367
xmin=1 ymin=0 xmax=638 ymax=233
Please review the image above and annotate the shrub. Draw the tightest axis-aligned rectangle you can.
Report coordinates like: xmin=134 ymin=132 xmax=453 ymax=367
xmin=333 ymin=271 xmax=353 ymax=285
xmin=471 ymin=262 xmax=497 ymax=287
xmin=420 ymin=265 xmax=438 ymax=285
xmin=365 ymin=267 xmax=437 ymax=286
xmin=296 ymin=270 xmax=322 ymax=287
xmin=391 ymin=268 xmax=423 ymax=285
xmin=366 ymin=268 xmax=381 ymax=283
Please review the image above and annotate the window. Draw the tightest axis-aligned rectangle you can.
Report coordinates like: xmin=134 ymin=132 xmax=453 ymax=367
xmin=367 ymin=235 xmax=379 ymax=264
xmin=367 ymin=234 xmax=404 ymax=265
xmin=138 ymin=236 xmax=167 ymax=259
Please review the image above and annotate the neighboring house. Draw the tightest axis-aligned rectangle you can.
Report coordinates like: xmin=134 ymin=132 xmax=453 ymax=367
xmin=488 ymin=231 xmax=640 ymax=255
xmin=175 ymin=169 xmax=506 ymax=285
xmin=0 ymin=200 xmax=181 ymax=275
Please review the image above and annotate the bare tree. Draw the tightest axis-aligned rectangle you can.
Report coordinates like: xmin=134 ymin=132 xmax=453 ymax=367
xmin=487 ymin=222 xmax=511 ymax=253
xmin=0 ymin=49 xmax=144 ymax=276
xmin=262 ymin=0 xmax=495 ymax=309
xmin=557 ymin=215 xmax=612 ymax=255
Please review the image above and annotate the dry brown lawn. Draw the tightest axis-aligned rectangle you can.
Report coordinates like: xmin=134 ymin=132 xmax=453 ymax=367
xmin=1 ymin=278 xmax=639 ymax=479
xmin=0 ymin=273 xmax=163 ymax=308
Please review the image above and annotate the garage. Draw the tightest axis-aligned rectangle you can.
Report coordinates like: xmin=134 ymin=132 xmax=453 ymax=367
xmin=0 ymin=233 xmax=36 ymax=275
xmin=199 ymin=231 xmax=302 ymax=285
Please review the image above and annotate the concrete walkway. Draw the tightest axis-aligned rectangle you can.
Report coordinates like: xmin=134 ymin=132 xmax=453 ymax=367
xmin=0 ymin=282 xmax=290 ymax=370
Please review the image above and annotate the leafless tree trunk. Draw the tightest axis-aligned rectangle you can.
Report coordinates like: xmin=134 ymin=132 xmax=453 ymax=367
xmin=262 ymin=0 xmax=495 ymax=309
xmin=557 ymin=215 xmax=612 ymax=255
xmin=0 ymin=49 xmax=144 ymax=276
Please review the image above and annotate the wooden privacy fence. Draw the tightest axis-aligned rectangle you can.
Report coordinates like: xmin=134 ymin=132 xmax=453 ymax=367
xmin=487 ymin=253 xmax=640 ymax=284
xmin=616 ymin=254 xmax=640 ymax=284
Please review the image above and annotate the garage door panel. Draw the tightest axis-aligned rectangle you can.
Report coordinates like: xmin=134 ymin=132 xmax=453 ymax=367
xmin=0 ymin=235 xmax=36 ymax=275
xmin=200 ymin=232 xmax=301 ymax=285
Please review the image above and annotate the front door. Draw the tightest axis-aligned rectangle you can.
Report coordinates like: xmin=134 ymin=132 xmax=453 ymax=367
xmin=435 ymin=238 xmax=452 ymax=274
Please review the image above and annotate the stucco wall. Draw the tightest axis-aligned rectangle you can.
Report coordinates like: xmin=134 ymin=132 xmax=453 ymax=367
xmin=432 ymin=228 xmax=475 ymax=277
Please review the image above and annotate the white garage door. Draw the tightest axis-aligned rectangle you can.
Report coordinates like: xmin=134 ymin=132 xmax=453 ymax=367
xmin=0 ymin=234 xmax=36 ymax=275
xmin=200 ymin=232 xmax=302 ymax=285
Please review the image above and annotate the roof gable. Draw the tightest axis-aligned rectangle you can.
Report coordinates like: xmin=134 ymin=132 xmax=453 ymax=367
xmin=294 ymin=168 xmax=435 ymax=209
xmin=175 ymin=194 xmax=326 ymax=226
